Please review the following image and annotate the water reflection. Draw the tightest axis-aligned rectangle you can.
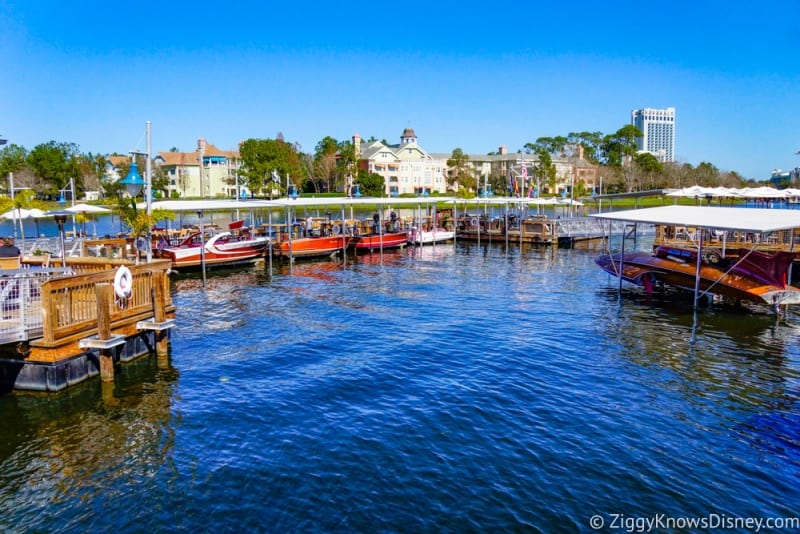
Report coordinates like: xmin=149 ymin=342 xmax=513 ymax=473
xmin=0 ymin=356 xmax=178 ymax=530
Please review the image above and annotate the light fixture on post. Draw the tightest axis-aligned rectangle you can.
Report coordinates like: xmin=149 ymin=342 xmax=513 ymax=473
xmin=52 ymin=211 xmax=69 ymax=267
xmin=122 ymin=121 xmax=153 ymax=262
xmin=120 ymin=161 xmax=145 ymax=198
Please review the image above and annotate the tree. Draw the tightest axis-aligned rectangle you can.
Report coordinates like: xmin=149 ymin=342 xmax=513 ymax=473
xmin=26 ymin=141 xmax=82 ymax=197
xmin=312 ymin=136 xmax=339 ymax=193
xmin=78 ymin=153 xmax=108 ymax=197
xmin=117 ymin=197 xmax=175 ymax=243
xmin=632 ymin=152 xmax=664 ymax=190
xmin=239 ymin=138 xmax=303 ymax=197
xmin=692 ymin=162 xmax=720 ymax=186
xmin=446 ymin=148 xmax=472 ymax=190
xmin=566 ymin=131 xmax=604 ymax=163
xmin=600 ymin=125 xmax=641 ymax=168
xmin=335 ymin=140 xmax=357 ymax=194
xmin=599 ymin=125 xmax=642 ymax=191
xmin=0 ymin=144 xmax=28 ymax=184
xmin=356 ymin=169 xmax=385 ymax=197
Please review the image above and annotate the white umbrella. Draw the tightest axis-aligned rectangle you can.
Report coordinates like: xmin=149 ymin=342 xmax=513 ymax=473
xmin=0 ymin=208 xmax=48 ymax=241
xmin=739 ymin=186 xmax=787 ymax=199
xmin=63 ymin=204 xmax=112 ymax=236
xmin=0 ymin=208 xmax=47 ymax=219
xmin=63 ymin=203 xmax=112 ymax=214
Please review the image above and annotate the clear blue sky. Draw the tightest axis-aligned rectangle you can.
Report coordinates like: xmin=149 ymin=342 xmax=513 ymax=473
xmin=1 ymin=0 xmax=798 ymax=180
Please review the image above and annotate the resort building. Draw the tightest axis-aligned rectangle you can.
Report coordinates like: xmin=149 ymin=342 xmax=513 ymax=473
xmin=103 ymin=129 xmax=596 ymax=200
xmin=154 ymin=139 xmax=246 ymax=199
xmin=355 ymin=129 xmax=598 ymax=197
xmin=354 ymin=129 xmax=449 ymax=196
xmin=631 ymin=107 xmax=676 ymax=162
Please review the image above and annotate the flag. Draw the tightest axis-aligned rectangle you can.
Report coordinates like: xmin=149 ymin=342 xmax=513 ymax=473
xmin=521 ymin=162 xmax=529 ymax=196
xmin=508 ymin=171 xmax=514 ymax=196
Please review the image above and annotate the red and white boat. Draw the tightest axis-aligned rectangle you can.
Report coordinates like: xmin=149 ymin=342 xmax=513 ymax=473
xmin=157 ymin=222 xmax=270 ymax=269
xmin=350 ymin=231 xmax=408 ymax=251
xmin=276 ymin=235 xmax=350 ymax=259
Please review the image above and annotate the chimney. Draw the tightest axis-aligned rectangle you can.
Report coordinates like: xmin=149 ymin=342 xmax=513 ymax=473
xmin=353 ymin=133 xmax=361 ymax=157
xmin=577 ymin=145 xmax=584 ymax=160
xmin=499 ymin=145 xmax=507 ymax=155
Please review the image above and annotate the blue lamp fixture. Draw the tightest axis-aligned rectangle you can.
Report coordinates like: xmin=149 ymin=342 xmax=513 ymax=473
xmin=120 ymin=161 xmax=145 ymax=197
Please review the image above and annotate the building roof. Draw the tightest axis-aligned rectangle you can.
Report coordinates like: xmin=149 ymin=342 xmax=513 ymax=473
xmin=107 ymin=155 xmax=129 ymax=167
xmin=156 ymin=142 xmax=239 ymax=167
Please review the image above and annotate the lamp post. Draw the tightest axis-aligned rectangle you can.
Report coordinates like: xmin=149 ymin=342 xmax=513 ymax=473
xmin=120 ymin=121 xmax=153 ymax=262
xmin=53 ymin=212 xmax=68 ymax=267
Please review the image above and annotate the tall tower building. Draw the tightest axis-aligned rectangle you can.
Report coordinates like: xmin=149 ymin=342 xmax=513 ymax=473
xmin=631 ymin=107 xmax=675 ymax=162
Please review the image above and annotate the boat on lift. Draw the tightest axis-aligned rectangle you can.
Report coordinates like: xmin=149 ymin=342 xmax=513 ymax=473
xmin=592 ymin=205 xmax=800 ymax=310
xmin=157 ymin=221 xmax=270 ymax=269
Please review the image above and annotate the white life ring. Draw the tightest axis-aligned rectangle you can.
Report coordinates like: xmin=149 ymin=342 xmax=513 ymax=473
xmin=331 ymin=223 xmax=341 ymax=235
xmin=114 ymin=266 xmax=133 ymax=300
xmin=470 ymin=217 xmax=479 ymax=227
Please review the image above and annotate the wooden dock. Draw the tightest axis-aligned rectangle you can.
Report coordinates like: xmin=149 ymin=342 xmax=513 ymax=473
xmin=0 ymin=256 xmax=175 ymax=394
xmin=455 ymin=215 xmax=617 ymax=248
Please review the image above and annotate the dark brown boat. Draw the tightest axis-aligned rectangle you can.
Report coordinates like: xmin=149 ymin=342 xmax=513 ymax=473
xmin=595 ymin=245 xmax=800 ymax=307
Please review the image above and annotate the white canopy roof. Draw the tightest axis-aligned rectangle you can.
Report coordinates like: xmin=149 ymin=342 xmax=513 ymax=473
xmin=146 ymin=199 xmax=278 ymax=211
xmin=269 ymin=196 xmax=456 ymax=207
xmin=456 ymin=196 xmax=582 ymax=206
xmin=146 ymin=197 xmax=458 ymax=211
xmin=591 ymin=205 xmax=800 ymax=233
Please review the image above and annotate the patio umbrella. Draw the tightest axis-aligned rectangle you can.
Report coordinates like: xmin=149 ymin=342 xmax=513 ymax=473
xmin=0 ymin=207 xmax=47 ymax=241
xmin=63 ymin=204 xmax=112 ymax=236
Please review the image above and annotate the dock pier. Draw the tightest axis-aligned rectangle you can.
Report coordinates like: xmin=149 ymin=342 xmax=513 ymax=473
xmin=0 ymin=257 xmax=175 ymax=394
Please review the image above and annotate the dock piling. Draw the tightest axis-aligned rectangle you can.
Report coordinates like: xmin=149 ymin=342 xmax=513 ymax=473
xmin=96 ymin=283 xmax=114 ymax=382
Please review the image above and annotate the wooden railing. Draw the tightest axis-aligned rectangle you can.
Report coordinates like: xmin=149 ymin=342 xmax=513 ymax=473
xmin=35 ymin=259 xmax=174 ymax=347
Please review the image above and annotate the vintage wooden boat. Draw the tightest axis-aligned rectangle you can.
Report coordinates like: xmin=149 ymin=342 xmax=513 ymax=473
xmin=456 ymin=214 xmax=555 ymax=244
xmin=350 ymin=231 xmax=408 ymax=251
xmin=157 ymin=225 xmax=269 ymax=269
xmin=595 ymin=245 xmax=800 ymax=307
xmin=275 ymin=235 xmax=349 ymax=259
xmin=407 ymin=226 xmax=455 ymax=245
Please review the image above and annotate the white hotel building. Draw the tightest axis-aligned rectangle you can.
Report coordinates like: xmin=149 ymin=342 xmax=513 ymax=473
xmin=631 ymin=107 xmax=676 ymax=163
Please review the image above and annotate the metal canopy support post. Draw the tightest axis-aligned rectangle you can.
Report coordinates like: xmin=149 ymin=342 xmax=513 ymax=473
xmin=693 ymin=230 xmax=704 ymax=309
xmin=452 ymin=200 xmax=458 ymax=251
xmin=504 ymin=201 xmax=509 ymax=248
xmin=341 ymin=204 xmax=347 ymax=264
xmin=267 ymin=208 xmax=273 ymax=274
xmin=197 ymin=211 xmax=206 ymax=286
xmin=618 ymin=223 xmax=631 ymax=293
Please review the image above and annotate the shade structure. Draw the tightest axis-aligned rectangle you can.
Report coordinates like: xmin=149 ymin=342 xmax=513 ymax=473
xmin=738 ymin=186 xmax=788 ymax=199
xmin=0 ymin=208 xmax=47 ymax=220
xmin=591 ymin=205 xmax=800 ymax=233
xmin=62 ymin=204 xmax=111 ymax=236
xmin=63 ymin=203 xmax=112 ymax=214
xmin=0 ymin=208 xmax=48 ymax=242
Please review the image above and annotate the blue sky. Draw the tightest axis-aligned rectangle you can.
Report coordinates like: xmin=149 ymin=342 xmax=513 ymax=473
xmin=1 ymin=0 xmax=798 ymax=180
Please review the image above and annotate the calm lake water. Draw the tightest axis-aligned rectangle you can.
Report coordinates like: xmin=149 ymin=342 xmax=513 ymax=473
xmin=1 ymin=240 xmax=799 ymax=532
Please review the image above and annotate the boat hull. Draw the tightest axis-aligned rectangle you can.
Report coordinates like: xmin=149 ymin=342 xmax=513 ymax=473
xmin=276 ymin=236 xmax=349 ymax=258
xmin=160 ymin=232 xmax=269 ymax=269
xmin=407 ymin=227 xmax=455 ymax=245
xmin=351 ymin=232 xmax=408 ymax=251
xmin=595 ymin=250 xmax=800 ymax=306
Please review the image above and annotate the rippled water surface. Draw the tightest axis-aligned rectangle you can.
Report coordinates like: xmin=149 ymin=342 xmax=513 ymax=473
xmin=2 ymin=242 xmax=800 ymax=532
